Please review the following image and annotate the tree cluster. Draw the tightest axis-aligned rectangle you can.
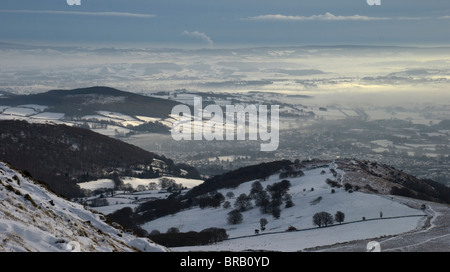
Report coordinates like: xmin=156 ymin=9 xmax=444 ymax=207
xmin=312 ymin=211 xmax=345 ymax=228
xmin=227 ymin=179 xmax=294 ymax=225
xmin=279 ymin=165 xmax=305 ymax=179
xmin=198 ymin=192 xmax=225 ymax=209
xmin=149 ymin=227 xmax=228 ymax=247
xmin=261 ymin=180 xmax=294 ymax=218
xmin=107 ymin=207 xmax=148 ymax=237
xmin=0 ymin=120 xmax=199 ymax=198
xmin=184 ymin=160 xmax=292 ymax=199
xmin=159 ymin=177 xmax=184 ymax=192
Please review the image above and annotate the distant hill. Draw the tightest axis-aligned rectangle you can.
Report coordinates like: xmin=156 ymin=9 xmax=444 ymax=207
xmin=434 ymin=119 xmax=450 ymax=130
xmin=0 ymin=86 xmax=180 ymax=118
xmin=0 ymin=120 xmax=200 ymax=198
xmin=0 ymin=89 xmax=15 ymax=97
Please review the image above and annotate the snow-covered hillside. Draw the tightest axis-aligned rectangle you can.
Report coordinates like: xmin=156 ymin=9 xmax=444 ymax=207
xmin=141 ymin=162 xmax=428 ymax=251
xmin=0 ymin=161 xmax=167 ymax=252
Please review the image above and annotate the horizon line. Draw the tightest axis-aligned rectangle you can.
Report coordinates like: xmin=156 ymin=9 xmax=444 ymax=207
xmin=0 ymin=9 xmax=156 ymax=18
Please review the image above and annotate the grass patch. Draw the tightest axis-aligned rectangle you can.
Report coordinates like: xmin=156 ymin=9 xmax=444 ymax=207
xmin=24 ymin=194 xmax=38 ymax=208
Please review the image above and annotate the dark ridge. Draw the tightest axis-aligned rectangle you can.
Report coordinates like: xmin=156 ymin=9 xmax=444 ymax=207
xmin=183 ymin=160 xmax=292 ymax=199
xmin=0 ymin=120 xmax=196 ymax=198
xmin=0 ymin=86 xmax=181 ymax=118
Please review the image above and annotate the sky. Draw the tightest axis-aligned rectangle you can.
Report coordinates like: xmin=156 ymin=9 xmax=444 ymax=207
xmin=1 ymin=0 xmax=449 ymax=48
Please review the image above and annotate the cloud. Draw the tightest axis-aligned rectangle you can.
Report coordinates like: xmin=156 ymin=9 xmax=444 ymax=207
xmin=0 ymin=10 xmax=156 ymax=18
xmin=244 ymin=12 xmax=391 ymax=21
xmin=244 ymin=13 xmax=429 ymax=22
xmin=182 ymin=30 xmax=214 ymax=47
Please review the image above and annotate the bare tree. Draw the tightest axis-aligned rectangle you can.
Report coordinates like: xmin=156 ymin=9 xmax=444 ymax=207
xmin=313 ymin=211 xmax=334 ymax=227
xmin=223 ymin=200 xmax=231 ymax=209
xmin=249 ymin=181 xmax=264 ymax=199
xmin=234 ymin=193 xmax=253 ymax=211
xmin=166 ymin=227 xmax=180 ymax=234
xmin=136 ymin=184 xmax=146 ymax=191
xmin=148 ymin=182 xmax=158 ymax=190
xmin=227 ymin=209 xmax=243 ymax=224
xmin=159 ymin=177 xmax=176 ymax=189
xmin=260 ymin=218 xmax=268 ymax=231
xmin=149 ymin=230 xmax=161 ymax=236
xmin=284 ymin=193 xmax=294 ymax=208
xmin=226 ymin=191 xmax=235 ymax=199
xmin=335 ymin=211 xmax=345 ymax=224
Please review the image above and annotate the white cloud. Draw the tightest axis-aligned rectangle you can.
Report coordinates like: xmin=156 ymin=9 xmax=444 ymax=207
xmin=244 ymin=12 xmax=390 ymax=21
xmin=0 ymin=10 xmax=156 ymax=18
xmin=182 ymin=30 xmax=214 ymax=47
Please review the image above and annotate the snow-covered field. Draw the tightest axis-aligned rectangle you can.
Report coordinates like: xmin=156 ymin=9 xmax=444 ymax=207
xmin=175 ymin=216 xmax=423 ymax=252
xmin=141 ymin=165 xmax=427 ymax=252
xmin=79 ymin=176 xmax=204 ymax=215
xmin=95 ymin=111 xmax=145 ymax=127
xmin=0 ymin=105 xmax=170 ymax=137
xmin=78 ymin=179 xmax=115 ymax=190
xmin=121 ymin=176 xmax=204 ymax=190
xmin=2 ymin=107 xmax=37 ymax=117
xmin=78 ymin=176 xmax=204 ymax=191
xmin=29 ymin=112 xmax=65 ymax=120
xmin=314 ymin=197 xmax=450 ymax=252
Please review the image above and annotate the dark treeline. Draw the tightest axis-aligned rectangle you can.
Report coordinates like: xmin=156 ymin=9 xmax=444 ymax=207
xmin=183 ymin=160 xmax=292 ymax=199
xmin=0 ymin=120 xmax=199 ymax=198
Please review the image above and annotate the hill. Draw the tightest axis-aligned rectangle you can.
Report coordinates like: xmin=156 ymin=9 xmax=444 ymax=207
xmin=183 ymin=160 xmax=293 ymax=199
xmin=0 ymin=86 xmax=179 ymax=118
xmin=0 ymin=86 xmax=186 ymax=137
xmin=334 ymin=159 xmax=450 ymax=204
xmin=0 ymin=120 xmax=200 ymax=198
xmin=116 ymin=158 xmax=449 ymax=230
xmin=127 ymin=159 xmax=449 ymax=251
xmin=0 ymin=161 xmax=167 ymax=252
xmin=183 ymin=158 xmax=450 ymax=204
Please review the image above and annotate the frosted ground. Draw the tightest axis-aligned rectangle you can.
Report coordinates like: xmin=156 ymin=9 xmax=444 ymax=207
xmin=314 ymin=197 xmax=450 ymax=252
xmin=79 ymin=176 xmax=204 ymax=215
xmin=0 ymin=162 xmax=167 ymax=252
xmin=140 ymin=165 xmax=429 ymax=252
xmin=78 ymin=176 xmax=204 ymax=191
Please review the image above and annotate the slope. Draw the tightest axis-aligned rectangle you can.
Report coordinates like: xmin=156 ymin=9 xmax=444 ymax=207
xmin=0 ymin=161 xmax=167 ymax=252
xmin=139 ymin=159 xmax=448 ymax=251
xmin=0 ymin=86 xmax=179 ymax=118
xmin=0 ymin=120 xmax=200 ymax=198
